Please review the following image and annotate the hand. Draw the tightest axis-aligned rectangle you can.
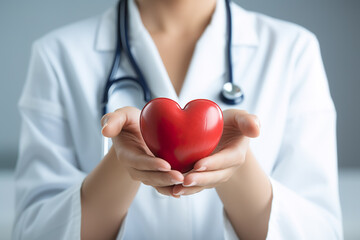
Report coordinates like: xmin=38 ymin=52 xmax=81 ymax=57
xmin=101 ymin=107 xmax=184 ymax=197
xmin=172 ymin=109 xmax=260 ymax=196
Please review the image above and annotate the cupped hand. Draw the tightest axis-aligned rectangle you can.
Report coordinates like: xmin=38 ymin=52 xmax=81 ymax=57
xmin=101 ymin=107 xmax=184 ymax=197
xmin=172 ymin=109 xmax=260 ymax=196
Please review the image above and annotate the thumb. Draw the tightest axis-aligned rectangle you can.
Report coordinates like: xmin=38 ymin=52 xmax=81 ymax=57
xmin=223 ymin=109 xmax=261 ymax=138
xmin=101 ymin=107 xmax=141 ymax=138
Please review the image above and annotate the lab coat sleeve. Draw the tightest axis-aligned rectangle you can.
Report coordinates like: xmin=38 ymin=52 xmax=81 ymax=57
xmin=222 ymin=33 xmax=342 ymax=240
xmin=12 ymin=41 xmax=124 ymax=240
xmin=13 ymin=107 xmax=86 ymax=240
xmin=13 ymin=41 xmax=85 ymax=240
xmin=265 ymin=34 xmax=343 ymax=239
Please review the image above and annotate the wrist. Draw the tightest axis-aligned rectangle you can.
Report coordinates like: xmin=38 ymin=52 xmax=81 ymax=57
xmin=215 ymin=149 xmax=271 ymax=197
xmin=215 ymin=149 xmax=250 ymax=191
xmin=215 ymin=150 xmax=272 ymax=239
xmin=82 ymin=146 xmax=140 ymax=208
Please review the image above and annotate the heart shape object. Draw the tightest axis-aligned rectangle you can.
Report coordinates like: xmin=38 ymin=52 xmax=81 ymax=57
xmin=140 ymin=98 xmax=223 ymax=173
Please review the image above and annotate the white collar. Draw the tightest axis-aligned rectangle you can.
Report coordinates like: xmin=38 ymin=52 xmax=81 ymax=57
xmin=94 ymin=0 xmax=259 ymax=52
xmin=94 ymin=0 xmax=259 ymax=104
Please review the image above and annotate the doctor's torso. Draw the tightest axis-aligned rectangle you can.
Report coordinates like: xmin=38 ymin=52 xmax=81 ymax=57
xmin=19 ymin=0 xmax=325 ymax=239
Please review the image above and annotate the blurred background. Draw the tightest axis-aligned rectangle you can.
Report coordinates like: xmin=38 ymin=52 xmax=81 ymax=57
xmin=0 ymin=0 xmax=359 ymax=239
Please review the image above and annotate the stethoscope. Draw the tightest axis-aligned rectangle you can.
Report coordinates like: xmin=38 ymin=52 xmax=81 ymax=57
xmin=102 ymin=0 xmax=244 ymax=117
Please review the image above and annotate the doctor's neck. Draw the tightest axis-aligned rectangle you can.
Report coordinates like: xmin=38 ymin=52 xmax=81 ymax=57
xmin=135 ymin=0 xmax=217 ymax=34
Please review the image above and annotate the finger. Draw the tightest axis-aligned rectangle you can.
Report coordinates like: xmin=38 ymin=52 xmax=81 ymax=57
xmin=193 ymin=146 xmax=246 ymax=171
xmin=173 ymin=185 xmax=205 ymax=196
xmin=128 ymin=169 xmax=184 ymax=187
xmin=155 ymin=186 xmax=180 ymax=198
xmin=101 ymin=107 xmax=141 ymax=138
xmin=223 ymin=110 xmax=260 ymax=138
xmin=181 ymin=167 xmax=236 ymax=187
xmin=116 ymin=147 xmax=171 ymax=172
xmin=124 ymin=154 xmax=171 ymax=172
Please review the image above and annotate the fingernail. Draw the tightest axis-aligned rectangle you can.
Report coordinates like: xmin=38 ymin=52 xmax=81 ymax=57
xmin=101 ymin=123 xmax=108 ymax=132
xmin=174 ymin=190 xmax=184 ymax=196
xmin=171 ymin=179 xmax=183 ymax=185
xmin=158 ymin=167 xmax=171 ymax=172
xmin=255 ymin=117 xmax=261 ymax=129
xmin=101 ymin=117 xmax=108 ymax=127
xmin=183 ymin=181 xmax=196 ymax=187
xmin=196 ymin=166 xmax=207 ymax=172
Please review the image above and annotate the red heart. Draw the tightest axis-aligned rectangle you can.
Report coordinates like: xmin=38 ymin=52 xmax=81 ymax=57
xmin=140 ymin=98 xmax=223 ymax=173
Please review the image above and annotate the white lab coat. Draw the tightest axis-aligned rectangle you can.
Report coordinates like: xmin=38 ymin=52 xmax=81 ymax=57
xmin=14 ymin=0 xmax=343 ymax=239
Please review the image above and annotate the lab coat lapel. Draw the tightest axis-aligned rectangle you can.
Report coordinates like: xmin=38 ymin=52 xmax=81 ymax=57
xmin=180 ymin=1 xmax=260 ymax=104
xmin=95 ymin=7 xmax=116 ymax=52
xmin=94 ymin=1 xmax=179 ymax=102
xmin=127 ymin=0 xmax=179 ymax=102
xmin=179 ymin=0 xmax=227 ymax=105
xmin=231 ymin=3 xmax=259 ymax=47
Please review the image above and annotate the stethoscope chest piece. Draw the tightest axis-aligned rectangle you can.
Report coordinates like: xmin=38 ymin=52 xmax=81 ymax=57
xmin=103 ymin=0 xmax=244 ymax=118
xmin=221 ymin=82 xmax=244 ymax=105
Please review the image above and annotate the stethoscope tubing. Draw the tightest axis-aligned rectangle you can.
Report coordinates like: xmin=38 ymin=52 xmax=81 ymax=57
xmin=225 ymin=0 xmax=233 ymax=84
xmin=119 ymin=0 xmax=151 ymax=102
xmin=102 ymin=0 xmax=243 ymax=116
xmin=102 ymin=0 xmax=151 ymax=116
xmin=101 ymin=0 xmax=244 ymax=156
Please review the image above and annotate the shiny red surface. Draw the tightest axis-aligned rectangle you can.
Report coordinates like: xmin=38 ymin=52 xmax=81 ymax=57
xmin=140 ymin=98 xmax=223 ymax=173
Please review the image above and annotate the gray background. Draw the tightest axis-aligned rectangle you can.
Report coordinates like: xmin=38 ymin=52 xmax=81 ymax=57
xmin=0 ymin=0 xmax=359 ymax=169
